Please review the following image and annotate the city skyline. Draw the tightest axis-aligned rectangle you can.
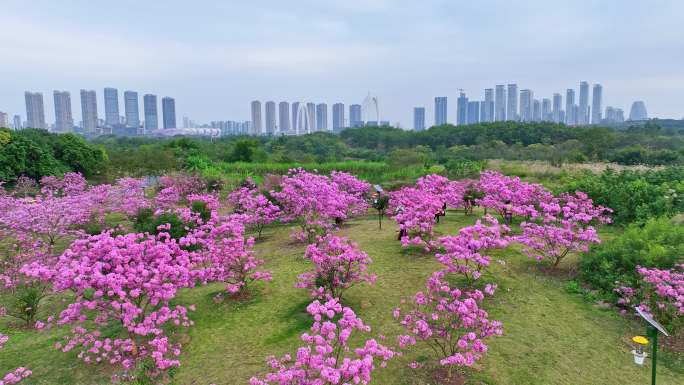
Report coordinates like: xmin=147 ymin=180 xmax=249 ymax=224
xmin=3 ymin=79 xmax=654 ymax=134
xmin=1 ymin=1 xmax=682 ymax=128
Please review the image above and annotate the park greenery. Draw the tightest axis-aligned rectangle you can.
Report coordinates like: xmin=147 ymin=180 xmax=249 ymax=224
xmin=0 ymin=122 xmax=683 ymax=384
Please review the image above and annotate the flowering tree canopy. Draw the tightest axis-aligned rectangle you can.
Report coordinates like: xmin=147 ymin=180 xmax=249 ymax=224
xmin=250 ymin=298 xmax=395 ymax=385
xmin=394 ymin=271 xmax=502 ymax=370
xmin=296 ymin=235 xmax=376 ymax=301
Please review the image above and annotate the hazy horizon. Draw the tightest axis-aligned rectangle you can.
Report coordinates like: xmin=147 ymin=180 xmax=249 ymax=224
xmin=2 ymin=0 xmax=683 ymax=128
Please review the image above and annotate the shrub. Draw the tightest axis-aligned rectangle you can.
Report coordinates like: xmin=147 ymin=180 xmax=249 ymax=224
xmin=579 ymin=218 xmax=684 ymax=296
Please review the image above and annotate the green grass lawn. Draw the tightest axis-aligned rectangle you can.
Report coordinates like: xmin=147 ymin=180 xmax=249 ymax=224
xmin=1 ymin=211 xmax=682 ymax=384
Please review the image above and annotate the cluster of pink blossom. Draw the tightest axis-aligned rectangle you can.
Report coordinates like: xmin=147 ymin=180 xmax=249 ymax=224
xmin=0 ymin=333 xmax=32 ymax=385
xmin=415 ymin=174 xmax=466 ymax=209
xmin=187 ymin=214 xmax=272 ymax=295
xmin=394 ymin=271 xmax=503 ymax=370
xmin=516 ymin=191 xmax=612 ymax=267
xmin=330 ymin=171 xmax=371 ymax=216
xmin=389 ymin=186 xmax=444 ymax=250
xmin=296 ymin=235 xmax=376 ymax=301
xmin=227 ymin=185 xmax=281 ymax=239
xmin=271 ymin=169 xmax=369 ymax=243
xmin=615 ymin=264 xmax=684 ymax=334
xmin=250 ymin=298 xmax=396 ymax=385
xmin=476 ymin=170 xmax=554 ymax=220
xmin=22 ymin=230 xmax=198 ymax=374
xmin=435 ymin=216 xmax=510 ymax=283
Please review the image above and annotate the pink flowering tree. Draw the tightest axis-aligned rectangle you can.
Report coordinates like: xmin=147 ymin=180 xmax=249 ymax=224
xmin=516 ymin=191 xmax=612 ymax=267
xmin=330 ymin=171 xmax=371 ymax=217
xmin=615 ymin=264 xmax=684 ymax=335
xmin=435 ymin=216 xmax=510 ymax=284
xmin=188 ymin=214 xmax=272 ymax=297
xmin=271 ymin=169 xmax=352 ymax=243
xmin=296 ymin=235 xmax=376 ymax=301
xmin=389 ymin=186 xmax=443 ymax=251
xmin=0 ymin=333 xmax=32 ymax=385
xmin=108 ymin=177 xmax=150 ymax=218
xmin=476 ymin=170 xmax=554 ymax=221
xmin=250 ymin=298 xmax=396 ymax=385
xmin=416 ymin=174 xmax=465 ymax=209
xmin=22 ymin=230 xmax=199 ymax=381
xmin=227 ymin=185 xmax=281 ymax=239
xmin=393 ymin=271 xmax=502 ymax=377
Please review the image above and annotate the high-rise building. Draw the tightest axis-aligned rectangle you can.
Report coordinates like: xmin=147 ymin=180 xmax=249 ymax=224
xmin=604 ymin=106 xmax=616 ymax=123
xmin=264 ymin=101 xmax=276 ymax=134
xmin=332 ymin=103 xmax=344 ymax=132
xmin=532 ymin=99 xmax=541 ymax=122
xmin=250 ymin=100 xmax=262 ymax=135
xmin=162 ymin=97 xmax=176 ymax=129
xmin=124 ymin=91 xmax=140 ymax=129
xmin=578 ymin=81 xmax=590 ymax=125
xmin=0 ymin=112 xmax=8 ymax=128
xmin=80 ymin=89 xmax=98 ymax=133
xmin=413 ymin=107 xmax=425 ymax=131
xmin=349 ymin=104 xmax=362 ymax=127
xmin=552 ymin=93 xmax=563 ymax=123
xmin=565 ymin=88 xmax=576 ymax=125
xmin=279 ymin=102 xmax=290 ymax=134
xmin=24 ymin=91 xmax=46 ymax=129
xmin=519 ymin=89 xmax=533 ymax=122
xmin=306 ymin=103 xmax=316 ymax=133
xmin=292 ymin=102 xmax=300 ymax=134
xmin=483 ymin=88 xmax=494 ymax=122
xmin=591 ymin=84 xmax=603 ymax=124
xmin=495 ymin=85 xmax=506 ymax=121
xmin=467 ymin=101 xmax=480 ymax=125
xmin=13 ymin=115 xmax=21 ymax=130
xmin=316 ymin=103 xmax=327 ymax=131
xmin=434 ymin=96 xmax=448 ymax=125
xmin=104 ymin=87 xmax=119 ymax=127
xmin=628 ymin=101 xmax=648 ymax=121
xmin=541 ymin=98 xmax=552 ymax=121
xmin=456 ymin=92 xmax=468 ymax=125
xmin=506 ymin=84 xmax=518 ymax=121
xmin=615 ymin=108 xmax=625 ymax=123
xmin=144 ymin=94 xmax=158 ymax=132
xmin=53 ymin=91 xmax=73 ymax=132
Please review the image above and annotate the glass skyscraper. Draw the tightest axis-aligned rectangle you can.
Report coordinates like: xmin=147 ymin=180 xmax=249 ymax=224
xmin=332 ymin=103 xmax=345 ymax=132
xmin=162 ymin=97 xmax=176 ymax=129
xmin=250 ymin=100 xmax=262 ymax=135
xmin=349 ymin=104 xmax=362 ymax=127
xmin=506 ymin=84 xmax=518 ymax=121
xmin=456 ymin=92 xmax=468 ymax=125
xmin=104 ymin=87 xmax=119 ymax=127
xmin=124 ymin=91 xmax=140 ymax=129
xmin=80 ymin=89 xmax=98 ymax=133
xmin=413 ymin=107 xmax=425 ymax=131
xmin=144 ymin=94 xmax=158 ymax=132
xmin=24 ymin=91 xmax=46 ymax=129
xmin=316 ymin=103 xmax=327 ymax=131
xmin=279 ymin=101 xmax=290 ymax=134
xmin=591 ymin=84 xmax=603 ymax=124
xmin=264 ymin=101 xmax=276 ymax=134
xmin=434 ymin=96 xmax=447 ymax=125
xmin=53 ymin=90 xmax=73 ymax=132
xmin=495 ymin=85 xmax=506 ymax=121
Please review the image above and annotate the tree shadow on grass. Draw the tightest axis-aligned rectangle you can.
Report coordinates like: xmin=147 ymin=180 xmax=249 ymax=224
xmin=263 ymin=298 xmax=312 ymax=345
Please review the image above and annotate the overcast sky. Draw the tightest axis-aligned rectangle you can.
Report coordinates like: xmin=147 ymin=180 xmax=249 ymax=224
xmin=1 ymin=0 xmax=683 ymax=128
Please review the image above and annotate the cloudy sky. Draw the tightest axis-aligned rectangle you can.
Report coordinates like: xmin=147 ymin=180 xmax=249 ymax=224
xmin=1 ymin=0 xmax=683 ymax=127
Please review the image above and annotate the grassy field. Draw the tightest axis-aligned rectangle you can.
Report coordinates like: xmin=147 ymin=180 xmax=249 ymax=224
xmin=1 ymin=211 xmax=682 ymax=384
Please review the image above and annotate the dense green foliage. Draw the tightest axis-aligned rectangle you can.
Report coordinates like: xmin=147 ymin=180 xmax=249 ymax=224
xmin=562 ymin=167 xmax=684 ymax=225
xmin=0 ymin=128 xmax=106 ymax=184
xmin=579 ymin=218 xmax=684 ymax=297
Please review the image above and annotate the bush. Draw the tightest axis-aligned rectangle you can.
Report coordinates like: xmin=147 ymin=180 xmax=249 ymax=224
xmin=579 ymin=218 xmax=684 ymax=296
xmin=133 ymin=208 xmax=189 ymax=240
